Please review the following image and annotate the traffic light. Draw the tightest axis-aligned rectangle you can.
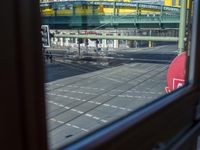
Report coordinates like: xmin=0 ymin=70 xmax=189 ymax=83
xmin=41 ymin=25 xmax=50 ymax=48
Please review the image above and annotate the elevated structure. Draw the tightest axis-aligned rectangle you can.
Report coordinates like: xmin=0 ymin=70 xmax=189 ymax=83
xmin=41 ymin=0 xmax=190 ymax=50
xmin=42 ymin=15 xmax=180 ymax=29
xmin=40 ymin=1 xmax=180 ymax=29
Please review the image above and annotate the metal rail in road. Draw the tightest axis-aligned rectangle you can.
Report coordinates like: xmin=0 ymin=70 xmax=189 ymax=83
xmin=55 ymin=34 xmax=179 ymax=42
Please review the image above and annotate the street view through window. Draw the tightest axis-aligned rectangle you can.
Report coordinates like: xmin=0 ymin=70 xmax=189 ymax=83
xmin=40 ymin=0 xmax=193 ymax=149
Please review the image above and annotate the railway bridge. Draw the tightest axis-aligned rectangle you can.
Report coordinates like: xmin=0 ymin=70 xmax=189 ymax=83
xmin=40 ymin=1 xmax=181 ymax=29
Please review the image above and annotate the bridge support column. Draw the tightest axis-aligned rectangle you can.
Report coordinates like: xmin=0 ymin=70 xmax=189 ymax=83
xmin=113 ymin=32 xmax=119 ymax=49
xmin=54 ymin=37 xmax=58 ymax=46
xmin=148 ymin=30 xmax=152 ymax=48
xmin=75 ymin=32 xmax=78 ymax=46
xmin=135 ymin=30 xmax=139 ymax=48
xmin=50 ymin=38 xmax=54 ymax=47
xmin=102 ymin=33 xmax=107 ymax=48
xmin=148 ymin=41 xmax=152 ymax=48
xmin=60 ymin=38 xmax=63 ymax=47
xmin=64 ymin=38 xmax=69 ymax=47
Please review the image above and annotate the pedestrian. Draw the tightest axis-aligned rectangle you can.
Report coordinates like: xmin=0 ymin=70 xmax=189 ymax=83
xmin=45 ymin=51 xmax=49 ymax=62
xmin=49 ymin=52 xmax=53 ymax=63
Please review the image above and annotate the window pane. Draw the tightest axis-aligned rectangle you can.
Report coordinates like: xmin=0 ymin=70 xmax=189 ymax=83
xmin=40 ymin=0 xmax=193 ymax=149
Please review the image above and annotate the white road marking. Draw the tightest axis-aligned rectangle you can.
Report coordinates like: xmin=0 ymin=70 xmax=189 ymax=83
xmin=71 ymin=109 xmax=83 ymax=114
xmin=127 ymin=89 xmax=163 ymax=95
xmin=99 ymin=76 xmax=122 ymax=83
xmin=48 ymin=96 xmax=131 ymax=113
xmin=103 ymin=94 xmax=115 ymax=97
xmin=111 ymin=106 xmax=117 ymax=109
xmin=50 ymin=118 xmax=56 ymax=121
xmin=104 ymin=104 xmax=131 ymax=111
xmin=85 ymin=92 xmax=91 ymax=95
xmin=118 ymin=95 xmax=125 ymax=97
xmin=50 ymin=118 xmax=89 ymax=132
xmin=48 ymin=91 xmax=154 ymax=104
xmin=57 ymin=89 xmax=97 ymax=96
xmin=125 ymin=95 xmax=133 ymax=98
xmin=58 ymin=120 xmax=64 ymax=124
xmin=72 ymin=125 xmax=79 ymax=129
xmin=101 ymin=119 xmax=108 ymax=123
xmin=81 ymin=128 xmax=89 ymax=132
xmin=66 ymin=85 xmax=105 ymax=91
xmin=93 ymin=116 xmax=100 ymax=120
xmin=48 ymin=93 xmax=133 ymax=124
xmin=77 ymin=110 xmax=83 ymax=114
xmin=85 ymin=114 xmax=107 ymax=123
xmin=85 ymin=114 xmax=92 ymax=117
xmin=111 ymin=89 xmax=123 ymax=92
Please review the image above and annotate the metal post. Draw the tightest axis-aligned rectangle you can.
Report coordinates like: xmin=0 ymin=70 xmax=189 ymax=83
xmin=78 ymin=30 xmax=80 ymax=57
xmin=113 ymin=2 xmax=116 ymax=16
xmin=186 ymin=0 xmax=193 ymax=52
xmin=92 ymin=1 xmax=95 ymax=15
xmin=72 ymin=3 xmax=75 ymax=15
xmin=54 ymin=3 xmax=57 ymax=16
xmin=96 ymin=40 xmax=98 ymax=54
xmin=136 ymin=3 xmax=139 ymax=16
xmin=178 ymin=0 xmax=187 ymax=54
xmin=160 ymin=5 xmax=163 ymax=27
xmin=149 ymin=30 xmax=152 ymax=48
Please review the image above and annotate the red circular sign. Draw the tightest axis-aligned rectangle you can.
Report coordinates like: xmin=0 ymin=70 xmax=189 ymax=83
xmin=165 ymin=51 xmax=187 ymax=93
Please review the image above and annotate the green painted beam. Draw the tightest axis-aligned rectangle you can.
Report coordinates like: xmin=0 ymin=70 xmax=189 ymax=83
xmin=178 ymin=0 xmax=187 ymax=53
xmin=42 ymin=14 xmax=180 ymax=29
xmin=55 ymin=34 xmax=179 ymax=42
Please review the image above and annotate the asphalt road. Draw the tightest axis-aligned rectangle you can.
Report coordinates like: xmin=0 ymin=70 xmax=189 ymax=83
xmin=45 ymin=45 xmax=177 ymax=82
xmin=45 ymin=45 xmax=178 ymax=149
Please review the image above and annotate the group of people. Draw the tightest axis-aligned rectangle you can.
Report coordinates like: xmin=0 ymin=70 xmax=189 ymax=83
xmin=44 ymin=50 xmax=53 ymax=63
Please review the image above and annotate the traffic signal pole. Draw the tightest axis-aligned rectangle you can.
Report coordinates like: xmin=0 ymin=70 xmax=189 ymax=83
xmin=178 ymin=0 xmax=187 ymax=54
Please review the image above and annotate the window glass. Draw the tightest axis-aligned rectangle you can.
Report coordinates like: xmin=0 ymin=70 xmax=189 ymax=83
xmin=40 ymin=0 xmax=193 ymax=149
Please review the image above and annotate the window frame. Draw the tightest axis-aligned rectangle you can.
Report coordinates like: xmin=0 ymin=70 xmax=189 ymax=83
xmin=0 ymin=0 xmax=200 ymax=150
xmin=63 ymin=0 xmax=200 ymax=149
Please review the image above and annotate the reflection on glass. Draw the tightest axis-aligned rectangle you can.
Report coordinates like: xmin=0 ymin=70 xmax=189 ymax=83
xmin=40 ymin=0 xmax=193 ymax=149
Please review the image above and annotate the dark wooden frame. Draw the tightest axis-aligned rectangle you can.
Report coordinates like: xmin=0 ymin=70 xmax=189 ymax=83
xmin=0 ymin=0 xmax=47 ymax=150
xmin=0 ymin=0 xmax=200 ymax=150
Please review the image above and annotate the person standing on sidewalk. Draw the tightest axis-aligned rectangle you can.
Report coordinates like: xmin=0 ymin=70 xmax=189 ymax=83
xmin=49 ymin=52 xmax=53 ymax=63
xmin=45 ymin=51 xmax=49 ymax=62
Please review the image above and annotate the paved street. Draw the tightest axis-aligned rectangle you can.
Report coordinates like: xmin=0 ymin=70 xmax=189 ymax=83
xmin=45 ymin=45 xmax=177 ymax=149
